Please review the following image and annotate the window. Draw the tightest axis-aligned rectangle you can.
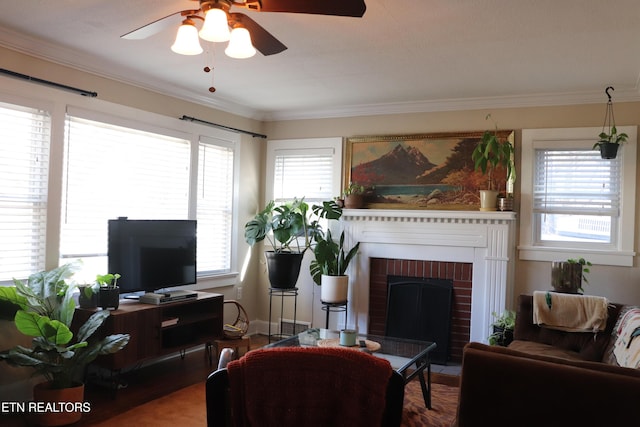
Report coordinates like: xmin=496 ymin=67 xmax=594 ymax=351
xmin=0 ymin=101 xmax=51 ymax=281
xmin=534 ymin=149 xmax=619 ymax=245
xmin=267 ymin=138 xmax=343 ymax=206
xmin=61 ymin=112 xmax=191 ymax=281
xmin=265 ymin=138 xmax=343 ymax=254
xmin=60 ymin=109 xmax=238 ymax=285
xmin=519 ymin=127 xmax=636 ymax=266
xmin=197 ymin=137 xmax=235 ymax=275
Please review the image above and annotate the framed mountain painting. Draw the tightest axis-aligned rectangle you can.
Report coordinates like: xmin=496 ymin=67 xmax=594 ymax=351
xmin=344 ymin=131 xmax=514 ymax=210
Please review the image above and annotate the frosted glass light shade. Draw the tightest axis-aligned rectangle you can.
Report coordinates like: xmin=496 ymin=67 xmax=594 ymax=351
xmin=171 ymin=20 xmax=203 ymax=55
xmin=225 ymin=27 xmax=256 ymax=59
xmin=199 ymin=8 xmax=230 ymax=42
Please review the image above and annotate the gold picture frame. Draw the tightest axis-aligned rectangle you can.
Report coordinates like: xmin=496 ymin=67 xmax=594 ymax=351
xmin=344 ymin=131 xmax=514 ymax=210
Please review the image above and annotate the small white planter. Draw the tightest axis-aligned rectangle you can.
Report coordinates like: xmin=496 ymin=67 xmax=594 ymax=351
xmin=320 ymin=275 xmax=349 ymax=303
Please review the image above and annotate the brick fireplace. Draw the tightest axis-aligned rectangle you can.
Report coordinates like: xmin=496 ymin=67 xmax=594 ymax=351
xmin=369 ymin=258 xmax=471 ymax=362
xmin=340 ymin=209 xmax=516 ymax=351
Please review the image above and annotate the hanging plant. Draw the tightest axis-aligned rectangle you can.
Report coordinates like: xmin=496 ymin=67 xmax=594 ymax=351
xmin=593 ymin=86 xmax=628 ymax=159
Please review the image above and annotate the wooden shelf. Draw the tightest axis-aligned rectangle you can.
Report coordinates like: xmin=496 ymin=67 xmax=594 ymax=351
xmin=73 ymin=291 xmax=223 ymax=370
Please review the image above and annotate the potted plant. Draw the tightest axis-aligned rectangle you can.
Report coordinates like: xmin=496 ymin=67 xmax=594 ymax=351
xmin=472 ymin=115 xmax=515 ymax=211
xmin=488 ymin=310 xmax=515 ymax=346
xmin=0 ymin=263 xmax=129 ymax=426
xmin=97 ymin=273 xmax=121 ymax=310
xmin=244 ymin=198 xmax=341 ymax=289
xmin=310 ymin=228 xmax=360 ymax=303
xmin=593 ymin=86 xmax=628 ymax=159
xmin=342 ymin=182 xmax=366 ymax=209
xmin=78 ymin=282 xmax=99 ymax=309
xmin=593 ymin=126 xmax=628 ymax=159
xmin=551 ymin=257 xmax=591 ymax=294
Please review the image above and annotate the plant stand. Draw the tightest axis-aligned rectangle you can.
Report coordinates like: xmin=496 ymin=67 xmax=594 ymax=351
xmin=321 ymin=301 xmax=348 ymax=329
xmin=268 ymin=287 xmax=298 ymax=343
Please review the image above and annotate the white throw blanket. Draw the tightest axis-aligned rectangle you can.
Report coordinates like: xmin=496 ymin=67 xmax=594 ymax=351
xmin=533 ymin=291 xmax=609 ymax=333
xmin=613 ymin=307 xmax=640 ymax=368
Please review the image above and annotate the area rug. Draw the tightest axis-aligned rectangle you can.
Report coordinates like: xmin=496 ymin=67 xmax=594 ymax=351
xmin=92 ymin=375 xmax=459 ymax=427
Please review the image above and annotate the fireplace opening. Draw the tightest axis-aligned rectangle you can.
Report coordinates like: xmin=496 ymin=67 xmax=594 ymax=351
xmin=385 ymin=275 xmax=453 ymax=364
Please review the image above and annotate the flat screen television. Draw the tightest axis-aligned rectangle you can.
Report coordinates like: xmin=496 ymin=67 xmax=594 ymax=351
xmin=108 ymin=218 xmax=197 ymax=294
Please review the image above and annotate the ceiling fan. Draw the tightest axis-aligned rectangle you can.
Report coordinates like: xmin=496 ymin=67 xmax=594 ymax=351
xmin=121 ymin=0 xmax=367 ymax=58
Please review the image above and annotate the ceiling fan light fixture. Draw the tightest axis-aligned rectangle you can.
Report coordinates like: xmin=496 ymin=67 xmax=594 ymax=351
xmin=199 ymin=8 xmax=230 ymax=42
xmin=225 ymin=27 xmax=256 ymax=59
xmin=171 ymin=18 xmax=203 ymax=55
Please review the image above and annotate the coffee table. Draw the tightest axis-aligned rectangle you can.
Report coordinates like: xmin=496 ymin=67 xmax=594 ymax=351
xmin=264 ymin=328 xmax=437 ymax=409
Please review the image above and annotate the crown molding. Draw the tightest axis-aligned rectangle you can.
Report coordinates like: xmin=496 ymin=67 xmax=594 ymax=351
xmin=0 ymin=27 xmax=263 ymax=120
xmin=2 ymin=26 xmax=640 ymax=123
xmin=262 ymin=89 xmax=640 ymax=121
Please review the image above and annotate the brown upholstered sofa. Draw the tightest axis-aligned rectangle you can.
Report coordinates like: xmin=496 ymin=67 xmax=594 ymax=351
xmin=453 ymin=294 xmax=640 ymax=426
xmin=509 ymin=293 xmax=623 ymax=362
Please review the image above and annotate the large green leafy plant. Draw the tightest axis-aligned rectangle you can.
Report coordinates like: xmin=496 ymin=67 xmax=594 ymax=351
xmin=0 ymin=263 xmax=129 ymax=389
xmin=471 ymin=115 xmax=515 ymax=191
xmin=310 ymin=229 xmax=360 ymax=286
xmin=244 ymin=197 xmax=342 ymax=253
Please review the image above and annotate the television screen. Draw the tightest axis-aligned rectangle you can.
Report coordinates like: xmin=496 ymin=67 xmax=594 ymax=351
xmin=108 ymin=218 xmax=197 ymax=294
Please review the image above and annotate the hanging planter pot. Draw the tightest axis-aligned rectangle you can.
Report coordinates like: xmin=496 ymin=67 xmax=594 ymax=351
xmin=594 ymin=86 xmax=628 ymax=160
xmin=598 ymin=142 xmax=619 ymax=159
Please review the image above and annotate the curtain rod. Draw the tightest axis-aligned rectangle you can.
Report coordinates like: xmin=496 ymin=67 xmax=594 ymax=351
xmin=0 ymin=68 xmax=98 ymax=97
xmin=180 ymin=115 xmax=267 ymax=139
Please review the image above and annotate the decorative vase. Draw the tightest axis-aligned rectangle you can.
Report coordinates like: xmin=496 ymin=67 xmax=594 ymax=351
xmin=551 ymin=262 xmax=582 ymax=294
xmin=32 ymin=381 xmax=85 ymax=426
xmin=99 ymin=287 xmax=120 ymax=310
xmin=320 ymin=275 xmax=349 ymax=303
xmin=265 ymin=251 xmax=304 ymax=289
xmin=479 ymin=190 xmax=498 ymax=211
xmin=599 ymin=142 xmax=619 ymax=159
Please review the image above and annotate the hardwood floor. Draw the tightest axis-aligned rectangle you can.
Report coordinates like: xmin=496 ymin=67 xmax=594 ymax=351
xmin=3 ymin=335 xmax=269 ymax=426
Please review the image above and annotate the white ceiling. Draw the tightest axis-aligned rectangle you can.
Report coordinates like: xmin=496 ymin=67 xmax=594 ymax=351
xmin=1 ymin=0 xmax=640 ymax=121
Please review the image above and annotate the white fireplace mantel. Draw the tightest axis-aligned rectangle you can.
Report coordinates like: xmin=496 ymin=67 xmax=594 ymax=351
xmin=341 ymin=209 xmax=517 ymax=343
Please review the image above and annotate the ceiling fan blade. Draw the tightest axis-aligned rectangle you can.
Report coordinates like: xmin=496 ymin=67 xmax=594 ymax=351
xmin=242 ymin=0 xmax=366 ymax=17
xmin=121 ymin=11 xmax=184 ymax=40
xmin=229 ymin=13 xmax=287 ymax=56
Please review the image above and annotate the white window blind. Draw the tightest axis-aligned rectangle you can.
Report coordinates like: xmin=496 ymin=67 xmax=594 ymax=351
xmin=533 ymin=149 xmax=621 ymax=216
xmin=197 ymin=139 xmax=234 ymax=274
xmin=273 ymin=148 xmax=335 ymax=203
xmin=61 ymin=114 xmax=190 ymax=278
xmin=0 ymin=102 xmax=51 ymax=281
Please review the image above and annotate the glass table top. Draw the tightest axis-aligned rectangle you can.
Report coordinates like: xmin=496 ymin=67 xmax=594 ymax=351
xmin=264 ymin=328 xmax=437 ymax=374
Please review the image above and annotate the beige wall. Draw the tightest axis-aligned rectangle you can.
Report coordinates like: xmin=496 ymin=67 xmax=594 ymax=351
xmin=265 ymin=103 xmax=640 ymax=308
xmin=3 ymin=45 xmax=640 ymax=332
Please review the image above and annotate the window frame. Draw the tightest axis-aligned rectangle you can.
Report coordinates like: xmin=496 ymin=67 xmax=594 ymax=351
xmin=519 ymin=126 xmax=636 ymax=266
xmin=0 ymin=97 xmax=53 ymax=281
xmin=0 ymin=86 xmax=240 ymax=288
xmin=266 ymin=137 xmax=343 ymax=204
xmin=265 ymin=137 xmax=344 ymax=251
